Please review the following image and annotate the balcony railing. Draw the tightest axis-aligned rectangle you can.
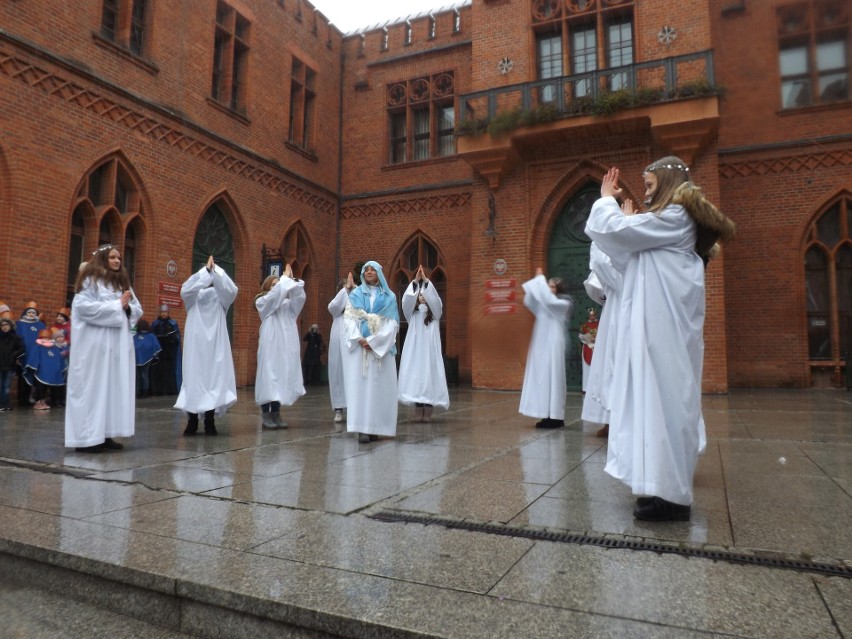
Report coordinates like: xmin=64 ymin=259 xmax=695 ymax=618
xmin=459 ymin=50 xmax=716 ymax=134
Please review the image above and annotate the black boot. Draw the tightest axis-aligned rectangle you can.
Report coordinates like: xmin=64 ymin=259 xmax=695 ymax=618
xmin=203 ymin=410 xmax=217 ymax=436
xmin=633 ymin=497 xmax=691 ymax=522
xmin=184 ymin=413 xmax=199 ymax=436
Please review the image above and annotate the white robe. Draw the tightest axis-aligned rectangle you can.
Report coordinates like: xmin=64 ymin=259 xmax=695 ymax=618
xmin=586 ymin=196 xmax=705 ymax=506
xmin=518 ymin=274 xmax=574 ymax=420
xmin=254 ymin=277 xmax=306 ymax=406
xmin=341 ymin=287 xmax=398 ymax=436
xmin=581 ymin=244 xmax=623 ymax=425
xmin=327 ymin=288 xmax=349 ymax=410
xmin=65 ymin=278 xmax=142 ymax=447
xmin=174 ymin=266 xmax=238 ymax=415
xmin=398 ymin=279 xmax=449 ymax=409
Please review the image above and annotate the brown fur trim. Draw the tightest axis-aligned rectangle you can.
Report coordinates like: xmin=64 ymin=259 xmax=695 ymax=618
xmin=672 ymin=183 xmax=736 ymax=239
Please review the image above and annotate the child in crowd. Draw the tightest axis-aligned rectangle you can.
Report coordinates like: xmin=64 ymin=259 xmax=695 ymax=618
xmin=0 ymin=317 xmax=25 ymax=411
xmin=16 ymin=302 xmax=45 ymax=406
xmin=175 ymin=255 xmax=238 ymax=436
xmin=53 ymin=307 xmax=71 ymax=343
xmin=133 ymin=319 xmax=162 ymax=399
xmin=519 ymin=268 xmax=574 ymax=429
xmin=254 ymin=264 xmax=306 ymax=429
xmin=398 ymin=265 xmax=449 ymax=422
xmin=27 ymin=328 xmax=68 ymax=410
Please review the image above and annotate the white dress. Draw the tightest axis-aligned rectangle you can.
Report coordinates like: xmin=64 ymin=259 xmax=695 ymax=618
xmin=65 ymin=278 xmax=142 ymax=447
xmin=518 ymin=274 xmax=574 ymax=420
xmin=327 ymin=287 xmax=349 ymax=410
xmin=254 ymin=276 xmax=306 ymax=406
xmin=397 ymin=279 xmax=450 ymax=409
xmin=581 ymin=243 xmax=623 ymax=425
xmin=174 ymin=266 xmax=238 ymax=415
xmin=586 ymin=196 xmax=705 ymax=506
xmin=341 ymin=286 xmax=399 ymax=436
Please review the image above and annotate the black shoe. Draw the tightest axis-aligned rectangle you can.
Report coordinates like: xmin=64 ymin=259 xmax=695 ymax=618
xmin=595 ymin=424 xmax=610 ymax=438
xmin=75 ymin=444 xmax=106 ymax=453
xmin=635 ymin=496 xmax=654 ymax=507
xmin=534 ymin=419 xmax=546 ymax=428
xmin=537 ymin=419 xmax=564 ymax=429
xmin=204 ymin=422 xmax=217 ymax=436
xmin=357 ymin=433 xmax=370 ymax=443
xmin=103 ymin=438 xmax=124 ymax=450
xmin=633 ymin=497 xmax=691 ymax=522
xmin=184 ymin=415 xmax=199 ymax=436
xmin=368 ymin=434 xmax=379 ymax=441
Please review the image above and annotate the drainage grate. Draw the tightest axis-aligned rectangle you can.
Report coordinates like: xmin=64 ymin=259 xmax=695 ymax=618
xmin=370 ymin=510 xmax=851 ymax=578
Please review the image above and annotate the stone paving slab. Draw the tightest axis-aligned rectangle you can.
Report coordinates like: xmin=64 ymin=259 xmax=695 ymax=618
xmin=0 ymin=387 xmax=849 ymax=638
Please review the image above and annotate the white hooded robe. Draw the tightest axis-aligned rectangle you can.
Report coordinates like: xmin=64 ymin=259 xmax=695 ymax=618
xmin=327 ymin=287 xmax=349 ymax=410
xmin=174 ymin=266 xmax=238 ymax=415
xmin=254 ymin=276 xmax=306 ymax=407
xmin=398 ymin=279 xmax=449 ymax=409
xmin=586 ymin=196 xmax=705 ymax=506
xmin=518 ymin=274 xmax=574 ymax=420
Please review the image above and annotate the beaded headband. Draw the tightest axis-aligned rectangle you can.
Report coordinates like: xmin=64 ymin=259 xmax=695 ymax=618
xmin=645 ymin=162 xmax=689 ymax=173
xmin=92 ymin=244 xmax=116 ymax=255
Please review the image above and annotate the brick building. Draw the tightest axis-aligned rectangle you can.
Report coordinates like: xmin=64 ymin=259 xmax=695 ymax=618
xmin=0 ymin=0 xmax=849 ymax=391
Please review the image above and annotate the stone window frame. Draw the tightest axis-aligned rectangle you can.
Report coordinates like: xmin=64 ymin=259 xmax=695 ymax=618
xmin=211 ymin=0 xmax=251 ymax=115
xmin=777 ymin=0 xmax=850 ymax=110
xmin=531 ymin=0 xmax=635 ymax=96
xmin=386 ymin=73 xmax=456 ymax=165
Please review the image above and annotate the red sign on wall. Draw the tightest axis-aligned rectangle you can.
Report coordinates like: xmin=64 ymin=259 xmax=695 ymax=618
xmin=485 ymin=289 xmax=516 ymax=303
xmin=158 ymin=281 xmax=181 ymax=295
xmin=158 ymin=295 xmax=183 ymax=309
xmin=484 ymin=304 xmax=516 ymax=315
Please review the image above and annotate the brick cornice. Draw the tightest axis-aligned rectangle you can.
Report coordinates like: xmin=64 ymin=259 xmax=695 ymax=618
xmin=0 ymin=33 xmax=337 ymax=214
xmin=341 ymin=191 xmax=471 ymax=219
xmin=719 ymin=149 xmax=852 ymax=179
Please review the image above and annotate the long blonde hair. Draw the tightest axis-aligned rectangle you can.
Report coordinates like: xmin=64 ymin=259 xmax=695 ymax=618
xmin=255 ymin=275 xmax=278 ymax=300
xmin=644 ymin=156 xmax=690 ymax=213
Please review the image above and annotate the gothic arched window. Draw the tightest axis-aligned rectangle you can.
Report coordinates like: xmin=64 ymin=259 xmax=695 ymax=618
xmin=804 ymin=194 xmax=852 ymax=363
xmin=392 ymin=234 xmax=447 ymax=355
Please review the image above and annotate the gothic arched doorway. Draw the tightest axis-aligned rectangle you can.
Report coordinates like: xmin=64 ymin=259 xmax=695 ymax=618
xmin=546 ymin=182 xmax=602 ymax=391
xmin=193 ymin=201 xmax=237 ymax=334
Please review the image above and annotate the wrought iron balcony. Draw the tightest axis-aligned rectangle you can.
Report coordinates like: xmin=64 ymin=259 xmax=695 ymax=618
xmin=456 ymin=50 xmax=720 ymax=188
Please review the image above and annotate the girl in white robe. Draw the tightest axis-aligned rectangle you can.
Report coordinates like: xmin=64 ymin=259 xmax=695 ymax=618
xmin=254 ymin=265 xmax=306 ymax=429
xmin=398 ymin=265 xmax=449 ymax=422
xmin=586 ymin=158 xmax=734 ymax=521
xmin=327 ymin=274 xmax=354 ymax=423
xmin=341 ymin=261 xmax=399 ymax=443
xmin=65 ymin=244 xmax=142 ymax=452
xmin=175 ymin=256 xmax=238 ymax=436
xmin=519 ymin=269 xmax=574 ymax=428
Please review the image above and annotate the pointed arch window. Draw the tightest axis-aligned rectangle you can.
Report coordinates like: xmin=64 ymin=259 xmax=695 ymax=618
xmin=392 ymin=234 xmax=448 ymax=355
xmin=804 ymin=194 xmax=852 ymax=363
xmin=281 ymin=225 xmax=312 ymax=279
xmin=194 ymin=201 xmax=236 ymax=334
xmin=69 ymin=157 xmax=146 ymax=295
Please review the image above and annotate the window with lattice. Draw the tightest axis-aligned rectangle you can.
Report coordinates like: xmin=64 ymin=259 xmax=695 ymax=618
xmin=777 ymin=1 xmax=849 ymax=109
xmin=212 ymin=1 xmax=250 ymax=114
xmin=804 ymin=193 xmax=852 ymax=362
xmin=386 ymin=73 xmax=456 ymax=164
xmin=531 ymin=0 xmax=634 ymax=101
xmin=289 ymin=58 xmax=317 ymax=151
xmin=99 ymin=0 xmax=149 ymax=57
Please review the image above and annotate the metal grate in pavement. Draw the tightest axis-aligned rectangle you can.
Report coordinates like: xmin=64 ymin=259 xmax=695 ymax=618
xmin=370 ymin=510 xmax=851 ymax=578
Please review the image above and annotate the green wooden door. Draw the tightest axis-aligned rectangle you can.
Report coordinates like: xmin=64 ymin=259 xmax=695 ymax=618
xmin=546 ymin=183 xmax=602 ymax=391
xmin=193 ymin=203 xmax=236 ymax=336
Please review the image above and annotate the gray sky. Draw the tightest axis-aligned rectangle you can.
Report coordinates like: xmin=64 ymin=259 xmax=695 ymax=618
xmin=310 ymin=0 xmax=464 ymax=34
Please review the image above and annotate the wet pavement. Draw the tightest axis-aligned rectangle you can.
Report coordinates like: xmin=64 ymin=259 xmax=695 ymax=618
xmin=0 ymin=387 xmax=850 ymax=638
